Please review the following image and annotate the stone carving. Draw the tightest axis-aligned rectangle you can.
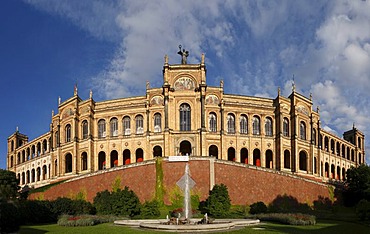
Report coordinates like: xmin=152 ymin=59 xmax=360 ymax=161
xmin=297 ymin=105 xmax=309 ymax=116
xmin=205 ymin=95 xmax=219 ymax=105
xmin=177 ymin=45 xmax=189 ymax=64
xmin=62 ymin=108 xmax=74 ymax=119
xmin=174 ymin=77 xmax=194 ymax=91
xmin=150 ymin=96 xmax=164 ymax=106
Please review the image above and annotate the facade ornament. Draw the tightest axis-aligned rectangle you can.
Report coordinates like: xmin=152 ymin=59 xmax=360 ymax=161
xmin=164 ymin=54 xmax=168 ymax=64
xmin=292 ymin=75 xmax=296 ymax=92
xmin=89 ymin=90 xmax=93 ymax=99
xmin=146 ymin=81 xmax=150 ymax=90
xmin=278 ymin=87 xmax=281 ymax=96
xmin=220 ymin=79 xmax=224 ymax=88
xmin=177 ymin=45 xmax=189 ymax=64
xmin=74 ymin=84 xmax=78 ymax=96
xmin=58 ymin=96 xmax=61 ymax=105
xmin=51 ymin=110 xmax=54 ymax=117
xmin=201 ymin=53 xmax=205 ymax=64
xmin=310 ymin=93 xmax=312 ymax=100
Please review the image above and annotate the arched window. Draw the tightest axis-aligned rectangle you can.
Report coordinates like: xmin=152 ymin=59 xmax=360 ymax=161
xmin=284 ymin=150 xmax=290 ymax=169
xmin=154 ymin=113 xmax=162 ymax=133
xmin=11 ymin=140 xmax=14 ymax=151
xmin=227 ymin=147 xmax=236 ymax=161
xmin=227 ymin=114 xmax=235 ymax=134
xmin=209 ymin=145 xmax=218 ymax=159
xmin=180 ymin=103 xmax=191 ymax=131
xmin=283 ymin=118 xmax=289 ymax=137
xmin=110 ymin=118 xmax=118 ymax=137
xmin=82 ymin=120 xmax=88 ymax=139
xmin=265 ymin=117 xmax=273 ymax=136
xmin=65 ymin=124 xmax=71 ymax=142
xmin=153 ymin=146 xmax=162 ymax=157
xmin=300 ymin=121 xmax=306 ymax=140
xmin=241 ymin=148 xmax=248 ymax=164
xmin=55 ymin=131 xmax=59 ymax=147
xmin=81 ymin=152 xmax=88 ymax=171
xmin=252 ymin=116 xmax=260 ymax=135
xmin=266 ymin=150 xmax=273 ymax=168
xmin=299 ymin=151 xmax=307 ymax=171
xmin=312 ymin=128 xmax=316 ymax=145
xmin=136 ymin=115 xmax=144 ymax=134
xmin=65 ymin=153 xmax=72 ymax=173
xmin=111 ymin=150 xmax=119 ymax=167
xmin=358 ymin=137 xmax=362 ymax=149
xmin=240 ymin=115 xmax=248 ymax=134
xmin=209 ymin=112 xmax=217 ymax=132
xmin=98 ymin=119 xmax=106 ymax=138
xmin=123 ymin=116 xmax=131 ymax=135
xmin=136 ymin=148 xmax=144 ymax=162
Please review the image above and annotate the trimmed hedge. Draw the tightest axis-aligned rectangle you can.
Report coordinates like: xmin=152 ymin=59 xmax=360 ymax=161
xmin=255 ymin=213 xmax=316 ymax=225
xmin=57 ymin=215 xmax=117 ymax=227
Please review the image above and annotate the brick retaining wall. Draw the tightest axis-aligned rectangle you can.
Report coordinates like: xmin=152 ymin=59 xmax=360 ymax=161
xmin=29 ymin=158 xmax=331 ymax=205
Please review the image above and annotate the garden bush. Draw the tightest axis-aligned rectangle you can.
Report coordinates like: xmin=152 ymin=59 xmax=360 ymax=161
xmin=268 ymin=194 xmax=311 ymax=213
xmin=250 ymin=201 xmax=268 ymax=214
xmin=141 ymin=200 xmax=161 ymax=218
xmin=200 ymin=184 xmax=231 ymax=218
xmin=18 ymin=200 xmax=56 ymax=224
xmin=47 ymin=197 xmax=95 ymax=217
xmin=356 ymin=199 xmax=370 ymax=221
xmin=57 ymin=214 xmax=116 ymax=227
xmin=255 ymin=213 xmax=316 ymax=225
xmin=93 ymin=186 xmax=141 ymax=217
xmin=0 ymin=198 xmax=21 ymax=233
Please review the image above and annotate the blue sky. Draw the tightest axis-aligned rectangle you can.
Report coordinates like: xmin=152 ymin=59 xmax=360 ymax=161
xmin=1 ymin=0 xmax=370 ymax=169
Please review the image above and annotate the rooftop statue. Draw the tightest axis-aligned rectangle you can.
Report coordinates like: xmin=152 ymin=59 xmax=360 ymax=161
xmin=177 ymin=45 xmax=189 ymax=64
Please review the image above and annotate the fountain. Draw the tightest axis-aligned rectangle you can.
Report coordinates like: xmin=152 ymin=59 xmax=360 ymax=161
xmin=176 ymin=162 xmax=195 ymax=222
xmin=114 ymin=162 xmax=260 ymax=232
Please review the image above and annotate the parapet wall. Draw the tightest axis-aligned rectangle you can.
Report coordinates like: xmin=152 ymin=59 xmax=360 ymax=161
xmin=29 ymin=157 xmax=331 ymax=205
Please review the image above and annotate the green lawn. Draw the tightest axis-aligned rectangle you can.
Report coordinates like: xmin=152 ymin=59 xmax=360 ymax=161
xmin=19 ymin=220 xmax=370 ymax=234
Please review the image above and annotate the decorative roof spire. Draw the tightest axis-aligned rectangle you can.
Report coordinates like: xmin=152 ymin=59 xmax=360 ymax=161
xmin=292 ymin=75 xmax=296 ymax=92
xmin=74 ymin=83 xmax=78 ymax=96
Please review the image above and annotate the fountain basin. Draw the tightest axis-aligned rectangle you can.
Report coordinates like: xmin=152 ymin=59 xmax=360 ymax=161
xmin=114 ymin=218 xmax=260 ymax=232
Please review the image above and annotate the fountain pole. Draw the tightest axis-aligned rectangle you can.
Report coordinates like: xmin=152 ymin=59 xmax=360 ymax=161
xmin=184 ymin=163 xmax=190 ymax=220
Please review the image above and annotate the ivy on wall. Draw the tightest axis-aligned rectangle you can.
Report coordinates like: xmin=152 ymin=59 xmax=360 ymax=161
xmin=155 ymin=157 xmax=164 ymax=205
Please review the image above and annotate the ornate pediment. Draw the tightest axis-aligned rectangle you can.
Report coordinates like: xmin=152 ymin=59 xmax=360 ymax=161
xmin=206 ymin=94 xmax=220 ymax=105
xmin=150 ymin=96 xmax=164 ymax=106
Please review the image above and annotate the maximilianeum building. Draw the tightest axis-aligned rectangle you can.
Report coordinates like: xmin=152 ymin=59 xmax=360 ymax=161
xmin=7 ymin=52 xmax=365 ymax=189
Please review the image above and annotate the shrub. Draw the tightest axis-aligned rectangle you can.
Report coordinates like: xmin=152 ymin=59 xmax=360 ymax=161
xmin=269 ymin=194 xmax=311 ymax=213
xmin=356 ymin=199 xmax=370 ymax=221
xmin=93 ymin=187 xmax=141 ymax=217
xmin=250 ymin=201 xmax=268 ymax=214
xmin=256 ymin=213 xmax=316 ymax=225
xmin=18 ymin=200 xmax=56 ymax=224
xmin=0 ymin=198 xmax=21 ymax=233
xmin=201 ymin=184 xmax=231 ymax=218
xmin=141 ymin=200 xmax=161 ymax=218
xmin=57 ymin=215 xmax=115 ymax=227
xmin=47 ymin=197 xmax=95 ymax=217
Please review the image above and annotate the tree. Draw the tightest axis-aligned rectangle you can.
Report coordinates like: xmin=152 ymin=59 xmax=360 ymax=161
xmin=344 ymin=164 xmax=370 ymax=206
xmin=203 ymin=184 xmax=231 ymax=218
xmin=0 ymin=169 xmax=19 ymax=200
